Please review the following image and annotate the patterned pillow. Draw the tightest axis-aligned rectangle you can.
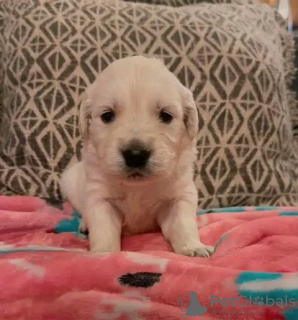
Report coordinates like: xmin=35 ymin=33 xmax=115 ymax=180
xmin=0 ymin=0 xmax=297 ymax=207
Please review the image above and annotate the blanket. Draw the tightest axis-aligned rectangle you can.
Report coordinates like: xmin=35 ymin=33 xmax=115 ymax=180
xmin=0 ymin=196 xmax=298 ymax=320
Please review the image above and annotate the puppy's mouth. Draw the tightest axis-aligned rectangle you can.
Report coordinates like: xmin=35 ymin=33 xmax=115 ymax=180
xmin=127 ymin=171 xmax=146 ymax=180
xmin=123 ymin=168 xmax=154 ymax=182
xmin=129 ymin=172 xmax=143 ymax=178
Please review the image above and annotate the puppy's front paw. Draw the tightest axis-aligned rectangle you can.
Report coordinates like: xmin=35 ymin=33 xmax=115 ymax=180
xmin=176 ymin=242 xmax=214 ymax=258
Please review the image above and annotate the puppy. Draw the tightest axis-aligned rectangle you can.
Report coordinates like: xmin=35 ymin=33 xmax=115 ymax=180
xmin=60 ymin=56 xmax=214 ymax=257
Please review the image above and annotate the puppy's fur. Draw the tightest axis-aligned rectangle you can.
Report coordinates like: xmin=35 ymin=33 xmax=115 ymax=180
xmin=60 ymin=56 xmax=214 ymax=257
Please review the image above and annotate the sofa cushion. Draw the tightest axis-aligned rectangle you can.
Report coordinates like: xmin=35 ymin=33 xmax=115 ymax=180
xmin=292 ymin=29 xmax=298 ymax=137
xmin=0 ymin=0 xmax=297 ymax=207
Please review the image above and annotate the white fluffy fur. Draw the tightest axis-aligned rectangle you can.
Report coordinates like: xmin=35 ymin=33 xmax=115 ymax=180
xmin=60 ymin=56 xmax=214 ymax=257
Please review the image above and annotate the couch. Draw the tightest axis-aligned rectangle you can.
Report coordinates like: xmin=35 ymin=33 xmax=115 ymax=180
xmin=292 ymin=28 xmax=298 ymax=136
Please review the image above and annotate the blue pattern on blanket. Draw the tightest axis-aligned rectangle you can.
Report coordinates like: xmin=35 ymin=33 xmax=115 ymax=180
xmin=214 ymin=233 xmax=229 ymax=251
xmin=54 ymin=210 xmax=85 ymax=237
xmin=237 ymin=271 xmax=298 ymax=317
xmin=284 ymin=308 xmax=298 ymax=320
xmin=197 ymin=206 xmax=278 ymax=215
xmin=279 ymin=211 xmax=298 ymax=216
xmin=0 ymin=245 xmax=85 ymax=254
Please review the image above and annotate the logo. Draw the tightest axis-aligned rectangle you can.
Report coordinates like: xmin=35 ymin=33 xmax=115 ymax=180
xmin=177 ymin=292 xmax=295 ymax=317
xmin=210 ymin=295 xmax=295 ymax=308
xmin=177 ymin=291 xmax=207 ymax=318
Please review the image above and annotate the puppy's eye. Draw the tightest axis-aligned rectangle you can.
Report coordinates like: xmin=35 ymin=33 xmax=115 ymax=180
xmin=159 ymin=111 xmax=173 ymax=124
xmin=101 ymin=110 xmax=115 ymax=124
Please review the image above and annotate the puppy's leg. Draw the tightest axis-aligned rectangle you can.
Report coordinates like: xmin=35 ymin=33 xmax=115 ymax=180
xmin=85 ymin=200 xmax=122 ymax=253
xmin=60 ymin=162 xmax=86 ymax=215
xmin=158 ymin=197 xmax=214 ymax=257
xmin=60 ymin=162 xmax=90 ymax=234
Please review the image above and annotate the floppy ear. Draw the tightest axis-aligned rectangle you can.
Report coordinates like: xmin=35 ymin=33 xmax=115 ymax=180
xmin=151 ymin=56 xmax=165 ymax=65
xmin=78 ymin=92 xmax=92 ymax=139
xmin=183 ymin=90 xmax=199 ymax=140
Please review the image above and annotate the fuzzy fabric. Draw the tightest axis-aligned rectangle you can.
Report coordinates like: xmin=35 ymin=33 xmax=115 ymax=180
xmin=0 ymin=196 xmax=297 ymax=319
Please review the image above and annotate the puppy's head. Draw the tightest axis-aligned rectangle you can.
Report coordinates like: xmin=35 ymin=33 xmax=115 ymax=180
xmin=80 ymin=56 xmax=198 ymax=183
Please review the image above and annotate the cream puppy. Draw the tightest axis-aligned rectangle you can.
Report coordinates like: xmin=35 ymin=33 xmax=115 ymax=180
xmin=60 ymin=56 xmax=214 ymax=257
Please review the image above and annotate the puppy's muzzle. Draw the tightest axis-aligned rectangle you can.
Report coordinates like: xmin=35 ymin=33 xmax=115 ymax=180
xmin=121 ymin=140 xmax=151 ymax=169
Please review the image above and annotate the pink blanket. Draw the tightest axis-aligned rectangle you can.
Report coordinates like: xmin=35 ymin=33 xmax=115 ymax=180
xmin=0 ymin=196 xmax=298 ymax=320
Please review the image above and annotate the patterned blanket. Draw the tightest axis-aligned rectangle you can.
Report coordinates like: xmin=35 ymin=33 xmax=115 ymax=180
xmin=0 ymin=196 xmax=298 ymax=319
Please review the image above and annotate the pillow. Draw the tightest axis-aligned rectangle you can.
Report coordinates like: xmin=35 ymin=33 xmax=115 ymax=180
xmin=291 ymin=33 xmax=298 ymax=138
xmin=0 ymin=0 xmax=297 ymax=208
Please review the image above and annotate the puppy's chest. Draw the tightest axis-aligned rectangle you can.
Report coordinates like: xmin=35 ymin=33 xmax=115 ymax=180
xmin=114 ymin=192 xmax=163 ymax=235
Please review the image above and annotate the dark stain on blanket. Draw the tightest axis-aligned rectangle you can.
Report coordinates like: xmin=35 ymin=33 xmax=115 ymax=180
xmin=119 ymin=272 xmax=162 ymax=288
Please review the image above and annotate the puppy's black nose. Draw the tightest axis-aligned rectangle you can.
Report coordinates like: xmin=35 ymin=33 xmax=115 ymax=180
xmin=122 ymin=143 xmax=151 ymax=168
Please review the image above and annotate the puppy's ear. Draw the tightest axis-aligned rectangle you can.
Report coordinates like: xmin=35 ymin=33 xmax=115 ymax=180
xmin=78 ymin=93 xmax=92 ymax=139
xmin=152 ymin=56 xmax=165 ymax=64
xmin=183 ymin=89 xmax=198 ymax=140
